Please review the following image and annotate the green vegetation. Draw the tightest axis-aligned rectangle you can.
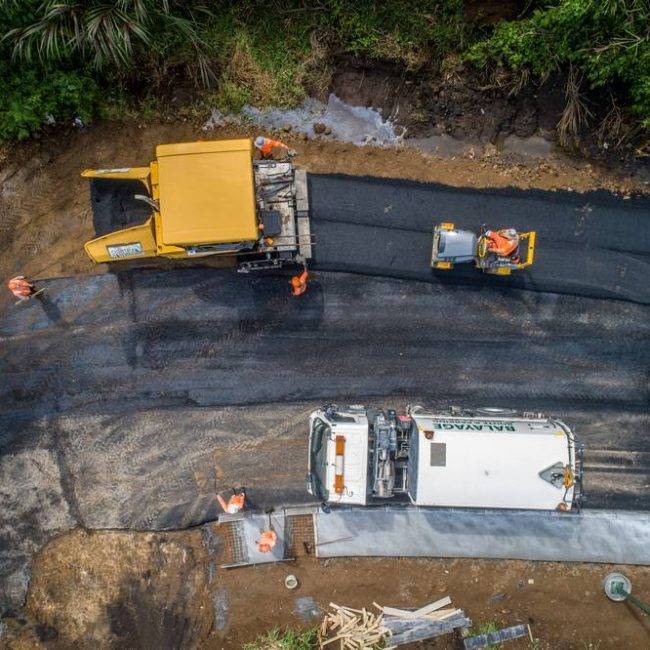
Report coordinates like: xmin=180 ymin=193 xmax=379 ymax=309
xmin=0 ymin=63 xmax=98 ymax=140
xmin=467 ymin=0 xmax=650 ymax=141
xmin=243 ymin=626 xmax=317 ymax=650
xmin=0 ymin=0 xmax=214 ymax=139
xmin=470 ymin=619 xmax=501 ymax=649
xmin=1 ymin=1 xmax=648 ymax=145
xmin=0 ymin=1 xmax=468 ymax=139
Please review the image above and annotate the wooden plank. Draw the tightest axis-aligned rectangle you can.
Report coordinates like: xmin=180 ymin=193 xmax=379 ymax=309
xmin=320 ymin=604 xmax=391 ymax=650
xmin=410 ymin=596 xmax=452 ymax=618
xmin=330 ymin=603 xmax=364 ymax=614
xmin=320 ymin=633 xmax=342 ymax=646
xmin=381 ymin=606 xmax=413 ymax=618
xmin=382 ymin=596 xmax=452 ymax=620
xmin=424 ymin=608 xmax=462 ymax=621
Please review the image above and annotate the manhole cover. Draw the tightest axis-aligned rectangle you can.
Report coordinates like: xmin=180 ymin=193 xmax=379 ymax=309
xmin=603 ymin=572 xmax=631 ymax=602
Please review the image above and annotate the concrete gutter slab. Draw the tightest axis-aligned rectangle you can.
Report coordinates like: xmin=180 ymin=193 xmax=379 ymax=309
xmin=314 ymin=508 xmax=650 ymax=565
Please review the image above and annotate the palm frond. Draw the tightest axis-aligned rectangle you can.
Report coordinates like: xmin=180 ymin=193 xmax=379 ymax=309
xmin=164 ymin=10 xmax=216 ymax=86
xmin=85 ymin=3 xmax=151 ymax=67
xmin=5 ymin=2 xmax=79 ymax=63
xmin=3 ymin=0 xmax=210 ymax=78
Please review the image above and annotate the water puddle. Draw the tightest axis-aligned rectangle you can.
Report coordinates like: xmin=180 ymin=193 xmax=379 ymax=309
xmin=499 ymin=134 xmax=554 ymax=157
xmin=204 ymin=94 xmax=403 ymax=147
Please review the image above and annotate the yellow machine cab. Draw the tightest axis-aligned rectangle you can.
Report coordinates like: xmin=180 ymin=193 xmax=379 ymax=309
xmin=82 ymin=138 xmax=311 ymax=272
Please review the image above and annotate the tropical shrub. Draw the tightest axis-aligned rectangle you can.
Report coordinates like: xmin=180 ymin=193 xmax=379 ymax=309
xmin=0 ymin=63 xmax=98 ymax=140
xmin=0 ymin=0 xmax=647 ymax=144
xmin=467 ymin=0 xmax=650 ymax=133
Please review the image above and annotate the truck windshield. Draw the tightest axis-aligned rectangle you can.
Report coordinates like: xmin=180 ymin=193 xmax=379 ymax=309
xmin=309 ymin=418 xmax=330 ymax=500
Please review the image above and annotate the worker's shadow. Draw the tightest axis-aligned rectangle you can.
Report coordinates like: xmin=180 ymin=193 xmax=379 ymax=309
xmin=36 ymin=293 xmax=64 ymax=325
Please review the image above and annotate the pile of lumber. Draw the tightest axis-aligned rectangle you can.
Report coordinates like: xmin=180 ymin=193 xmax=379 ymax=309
xmin=318 ymin=597 xmax=471 ymax=649
xmin=319 ymin=603 xmax=388 ymax=649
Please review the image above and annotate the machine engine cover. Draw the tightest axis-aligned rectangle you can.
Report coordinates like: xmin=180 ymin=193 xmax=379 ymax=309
xmin=436 ymin=229 xmax=477 ymax=262
xmin=261 ymin=210 xmax=282 ymax=236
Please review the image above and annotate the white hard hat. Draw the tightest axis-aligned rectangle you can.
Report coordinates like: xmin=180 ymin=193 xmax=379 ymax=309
xmin=254 ymin=136 xmax=265 ymax=148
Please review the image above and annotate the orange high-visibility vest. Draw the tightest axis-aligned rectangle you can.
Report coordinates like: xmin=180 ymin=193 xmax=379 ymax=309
xmin=258 ymin=137 xmax=289 ymax=159
xmin=257 ymin=529 xmax=278 ymax=553
xmin=217 ymin=492 xmax=245 ymax=514
xmin=290 ymin=269 xmax=308 ymax=296
xmin=485 ymin=230 xmax=518 ymax=257
xmin=7 ymin=276 xmax=33 ymax=298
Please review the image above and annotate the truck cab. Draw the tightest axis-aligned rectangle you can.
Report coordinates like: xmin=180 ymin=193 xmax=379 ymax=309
xmin=308 ymin=405 xmax=583 ymax=511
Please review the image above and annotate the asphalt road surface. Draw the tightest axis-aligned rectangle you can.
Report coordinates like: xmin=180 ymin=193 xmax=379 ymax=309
xmin=1 ymin=175 xmax=649 ymax=612
xmin=309 ymin=174 xmax=650 ymax=304
xmin=89 ymin=174 xmax=650 ymax=304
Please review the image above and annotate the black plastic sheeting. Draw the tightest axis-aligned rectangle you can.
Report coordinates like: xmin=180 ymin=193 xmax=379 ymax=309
xmin=308 ymin=174 xmax=650 ymax=304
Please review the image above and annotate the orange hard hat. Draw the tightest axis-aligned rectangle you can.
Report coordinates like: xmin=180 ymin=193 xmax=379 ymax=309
xmin=8 ymin=276 xmax=33 ymax=297
xmin=257 ymin=529 xmax=278 ymax=553
xmin=290 ymin=269 xmax=308 ymax=295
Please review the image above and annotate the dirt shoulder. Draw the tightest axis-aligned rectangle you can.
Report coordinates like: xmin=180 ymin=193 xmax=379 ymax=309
xmin=0 ymin=119 xmax=647 ymax=285
xmin=1 ymin=527 xmax=648 ymax=649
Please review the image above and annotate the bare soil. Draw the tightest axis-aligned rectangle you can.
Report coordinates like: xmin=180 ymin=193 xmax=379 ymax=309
xmin=328 ymin=55 xmax=650 ymax=165
xmin=1 ymin=527 xmax=648 ymax=649
xmin=0 ymin=119 xmax=647 ymax=286
xmin=330 ymin=56 xmax=550 ymax=142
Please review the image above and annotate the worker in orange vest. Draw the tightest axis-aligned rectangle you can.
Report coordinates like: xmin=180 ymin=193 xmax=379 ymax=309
xmin=254 ymin=136 xmax=296 ymax=160
xmin=7 ymin=276 xmax=36 ymax=301
xmin=290 ymin=266 xmax=309 ymax=296
xmin=216 ymin=489 xmax=246 ymax=514
xmin=256 ymin=529 xmax=278 ymax=553
xmin=484 ymin=228 xmax=519 ymax=258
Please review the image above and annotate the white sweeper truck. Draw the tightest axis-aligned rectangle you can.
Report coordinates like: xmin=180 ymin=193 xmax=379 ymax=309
xmin=307 ymin=405 xmax=583 ymax=511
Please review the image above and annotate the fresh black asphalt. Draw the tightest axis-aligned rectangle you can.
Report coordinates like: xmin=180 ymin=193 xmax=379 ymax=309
xmin=309 ymin=174 xmax=650 ymax=303
xmin=2 ymin=271 xmax=647 ymax=512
